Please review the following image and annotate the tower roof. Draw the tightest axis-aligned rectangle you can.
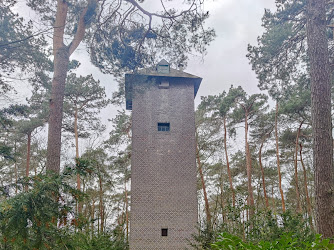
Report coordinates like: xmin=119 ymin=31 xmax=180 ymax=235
xmin=125 ymin=60 xmax=202 ymax=110
xmin=157 ymin=59 xmax=169 ymax=66
xmin=136 ymin=66 xmax=201 ymax=79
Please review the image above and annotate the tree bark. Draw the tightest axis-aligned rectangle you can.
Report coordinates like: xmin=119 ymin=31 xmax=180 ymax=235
xmin=259 ymin=139 xmax=269 ymax=209
xmin=299 ymin=143 xmax=314 ymax=230
xmin=219 ymin=172 xmax=226 ymax=223
xmin=196 ymin=141 xmax=212 ymax=227
xmin=125 ymin=178 xmax=129 ymax=241
xmin=75 ymin=107 xmax=79 ymax=159
xmin=14 ymin=140 xmax=18 ymax=194
xmin=46 ymin=0 xmax=69 ymax=173
xmin=46 ymin=0 xmax=91 ymax=173
xmin=25 ymin=132 xmax=31 ymax=191
xmin=99 ymin=173 xmax=104 ymax=233
xmin=306 ymin=0 xmax=334 ymax=238
xmin=245 ymin=111 xmax=255 ymax=214
xmin=271 ymin=185 xmax=276 ymax=215
xmin=275 ymin=101 xmax=285 ymax=212
xmin=223 ymin=117 xmax=235 ymax=207
xmin=74 ymin=107 xmax=82 ymax=214
xmin=294 ymin=120 xmax=303 ymax=213
xmin=91 ymin=201 xmax=95 ymax=236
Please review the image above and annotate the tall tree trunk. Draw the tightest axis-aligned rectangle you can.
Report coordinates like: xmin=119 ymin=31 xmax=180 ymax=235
xmin=125 ymin=178 xmax=129 ymax=241
xmin=219 ymin=172 xmax=226 ymax=223
xmin=294 ymin=120 xmax=303 ymax=213
xmin=97 ymin=205 xmax=100 ymax=234
xmin=306 ymin=0 xmax=334 ymax=238
xmin=245 ymin=112 xmax=255 ymax=215
xmin=14 ymin=140 xmax=18 ymax=194
xmin=212 ymin=195 xmax=219 ymax=228
xmin=259 ymin=139 xmax=269 ymax=209
xmin=99 ymin=173 xmax=104 ymax=233
xmin=196 ymin=140 xmax=212 ymax=227
xmin=46 ymin=1 xmax=70 ymax=172
xmin=242 ymin=204 xmax=246 ymax=241
xmin=46 ymin=47 xmax=69 ymax=172
xmin=275 ymin=101 xmax=285 ymax=212
xmin=223 ymin=117 xmax=235 ymax=207
xmin=74 ymin=107 xmax=82 ymax=214
xmin=74 ymin=107 xmax=79 ymax=159
xmin=299 ymin=143 xmax=314 ymax=230
xmin=91 ymin=201 xmax=95 ymax=236
xmin=46 ymin=0 xmax=91 ymax=173
xmin=25 ymin=132 xmax=31 ymax=191
xmin=271 ymin=185 xmax=277 ymax=216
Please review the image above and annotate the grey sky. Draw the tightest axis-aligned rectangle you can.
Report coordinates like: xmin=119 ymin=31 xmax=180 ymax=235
xmin=9 ymin=0 xmax=276 ymax=107
xmin=189 ymin=0 xmax=276 ymax=101
xmin=71 ymin=0 xmax=277 ymax=152
xmin=6 ymin=0 xmax=277 ymax=155
xmin=74 ymin=0 xmax=276 ymax=109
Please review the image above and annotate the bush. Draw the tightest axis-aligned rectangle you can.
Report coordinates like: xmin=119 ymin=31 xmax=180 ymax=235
xmin=211 ymin=232 xmax=334 ymax=250
xmin=0 ymin=169 xmax=128 ymax=249
xmin=191 ymin=209 xmax=322 ymax=249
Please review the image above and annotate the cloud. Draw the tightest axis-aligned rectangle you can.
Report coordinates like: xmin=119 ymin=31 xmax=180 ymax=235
xmin=185 ymin=0 xmax=276 ymax=105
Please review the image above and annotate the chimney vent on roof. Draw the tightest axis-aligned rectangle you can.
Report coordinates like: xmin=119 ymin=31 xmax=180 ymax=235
xmin=157 ymin=59 xmax=170 ymax=74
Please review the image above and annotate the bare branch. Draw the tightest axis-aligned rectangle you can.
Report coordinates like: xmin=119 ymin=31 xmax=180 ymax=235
xmin=119 ymin=5 xmax=136 ymax=46
xmin=136 ymin=14 xmax=152 ymax=54
xmin=125 ymin=0 xmax=195 ymax=20
xmin=0 ymin=27 xmax=53 ymax=48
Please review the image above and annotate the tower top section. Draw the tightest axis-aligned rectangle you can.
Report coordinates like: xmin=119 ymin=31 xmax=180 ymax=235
xmin=125 ymin=59 xmax=202 ymax=110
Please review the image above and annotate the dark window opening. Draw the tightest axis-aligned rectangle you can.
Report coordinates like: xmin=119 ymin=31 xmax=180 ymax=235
xmin=161 ymin=228 xmax=168 ymax=236
xmin=158 ymin=123 xmax=170 ymax=131
xmin=126 ymin=100 xmax=132 ymax=110
xmin=159 ymin=80 xmax=169 ymax=89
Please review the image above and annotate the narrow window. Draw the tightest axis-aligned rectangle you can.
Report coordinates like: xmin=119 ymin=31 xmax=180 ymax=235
xmin=157 ymin=65 xmax=170 ymax=74
xmin=156 ymin=59 xmax=170 ymax=73
xmin=126 ymin=100 xmax=132 ymax=110
xmin=158 ymin=123 xmax=170 ymax=132
xmin=159 ymin=80 xmax=169 ymax=89
xmin=161 ymin=228 xmax=168 ymax=236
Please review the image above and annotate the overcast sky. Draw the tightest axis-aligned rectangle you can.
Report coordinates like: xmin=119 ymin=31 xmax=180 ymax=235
xmin=8 ymin=0 xmax=277 ymax=153
xmin=73 ymin=0 xmax=276 ymax=108
xmin=68 ymin=0 xmax=278 ymax=151
xmin=189 ymin=0 xmax=276 ymax=100
xmin=10 ymin=0 xmax=276 ymax=108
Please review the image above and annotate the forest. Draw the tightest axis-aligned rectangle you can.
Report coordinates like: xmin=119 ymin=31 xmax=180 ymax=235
xmin=1 ymin=0 xmax=334 ymax=249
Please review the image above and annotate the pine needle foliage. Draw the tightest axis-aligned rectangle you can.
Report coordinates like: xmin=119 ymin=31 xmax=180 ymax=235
xmin=0 ymin=171 xmax=79 ymax=249
xmin=0 ymin=165 xmax=128 ymax=249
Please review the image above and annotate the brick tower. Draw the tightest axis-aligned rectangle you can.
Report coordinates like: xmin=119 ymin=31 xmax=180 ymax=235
xmin=125 ymin=60 xmax=202 ymax=249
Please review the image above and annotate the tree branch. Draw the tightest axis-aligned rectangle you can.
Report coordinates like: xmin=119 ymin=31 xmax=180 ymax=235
xmin=119 ymin=5 xmax=136 ymax=46
xmin=0 ymin=27 xmax=53 ymax=48
xmin=136 ymin=14 xmax=152 ymax=53
xmin=125 ymin=0 xmax=195 ymax=20
xmin=69 ymin=0 xmax=97 ymax=55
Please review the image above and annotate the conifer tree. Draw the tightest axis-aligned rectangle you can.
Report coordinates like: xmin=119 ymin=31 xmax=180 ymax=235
xmin=227 ymin=86 xmax=268 ymax=217
xmin=248 ymin=0 xmax=334 ymax=236
xmin=63 ymin=73 xmax=109 ymax=204
xmin=25 ymin=0 xmax=215 ymax=173
xmin=0 ymin=0 xmax=49 ymax=97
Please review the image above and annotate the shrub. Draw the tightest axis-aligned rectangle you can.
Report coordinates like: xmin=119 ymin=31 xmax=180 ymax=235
xmin=211 ymin=232 xmax=334 ymax=250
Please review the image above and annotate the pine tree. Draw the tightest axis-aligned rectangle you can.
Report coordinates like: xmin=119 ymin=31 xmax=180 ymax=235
xmin=25 ymin=0 xmax=215 ymax=173
xmin=227 ymin=86 xmax=268 ymax=218
xmin=63 ymin=73 xmax=109 ymax=207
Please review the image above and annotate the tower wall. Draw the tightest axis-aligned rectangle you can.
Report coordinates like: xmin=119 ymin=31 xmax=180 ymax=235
xmin=129 ymin=77 xmax=198 ymax=249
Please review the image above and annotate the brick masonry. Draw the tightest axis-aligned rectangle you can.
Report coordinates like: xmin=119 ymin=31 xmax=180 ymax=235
xmin=129 ymin=77 xmax=198 ymax=249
